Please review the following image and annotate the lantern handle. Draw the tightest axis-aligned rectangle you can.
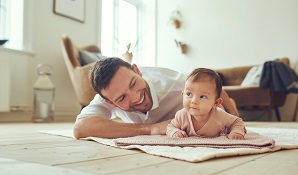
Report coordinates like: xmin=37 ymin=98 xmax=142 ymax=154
xmin=36 ymin=64 xmax=53 ymax=75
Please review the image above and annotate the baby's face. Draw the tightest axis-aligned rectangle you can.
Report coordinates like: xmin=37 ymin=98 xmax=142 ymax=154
xmin=182 ymin=76 xmax=217 ymax=117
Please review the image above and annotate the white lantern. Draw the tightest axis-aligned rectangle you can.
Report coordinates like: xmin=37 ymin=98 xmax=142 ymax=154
xmin=33 ymin=64 xmax=55 ymax=122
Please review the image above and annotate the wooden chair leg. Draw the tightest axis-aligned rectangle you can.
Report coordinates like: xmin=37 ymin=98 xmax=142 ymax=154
xmin=274 ymin=107 xmax=281 ymax=122
xmin=292 ymin=96 xmax=298 ymax=122
xmin=266 ymin=107 xmax=272 ymax=121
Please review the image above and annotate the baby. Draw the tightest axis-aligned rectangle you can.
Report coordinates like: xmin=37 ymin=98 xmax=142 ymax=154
xmin=166 ymin=68 xmax=246 ymax=139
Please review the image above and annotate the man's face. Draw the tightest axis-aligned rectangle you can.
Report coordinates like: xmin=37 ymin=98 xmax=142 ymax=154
xmin=101 ymin=66 xmax=153 ymax=112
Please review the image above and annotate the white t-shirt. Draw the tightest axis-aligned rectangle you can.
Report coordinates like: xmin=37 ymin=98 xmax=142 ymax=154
xmin=76 ymin=67 xmax=187 ymax=124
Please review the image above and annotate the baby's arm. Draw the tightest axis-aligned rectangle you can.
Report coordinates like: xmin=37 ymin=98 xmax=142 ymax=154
xmin=167 ymin=120 xmax=188 ymax=138
xmin=172 ymin=130 xmax=188 ymax=138
xmin=166 ymin=113 xmax=188 ymax=138
xmin=228 ymin=117 xmax=246 ymax=139
xmin=219 ymin=109 xmax=246 ymax=140
xmin=228 ymin=132 xmax=244 ymax=140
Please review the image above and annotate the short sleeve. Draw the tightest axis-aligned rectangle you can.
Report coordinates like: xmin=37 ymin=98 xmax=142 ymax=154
xmin=76 ymin=94 xmax=114 ymax=121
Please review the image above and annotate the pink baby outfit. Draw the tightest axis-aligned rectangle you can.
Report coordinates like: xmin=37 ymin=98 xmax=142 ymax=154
xmin=167 ymin=107 xmax=246 ymax=137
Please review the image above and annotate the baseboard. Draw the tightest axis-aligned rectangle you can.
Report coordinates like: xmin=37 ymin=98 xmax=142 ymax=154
xmin=0 ymin=106 xmax=81 ymax=122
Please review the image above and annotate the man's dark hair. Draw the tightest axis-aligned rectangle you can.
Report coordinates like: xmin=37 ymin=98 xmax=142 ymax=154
xmin=89 ymin=57 xmax=133 ymax=99
xmin=186 ymin=68 xmax=222 ymax=99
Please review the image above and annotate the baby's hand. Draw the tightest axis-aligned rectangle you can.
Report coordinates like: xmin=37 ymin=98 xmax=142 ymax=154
xmin=172 ymin=130 xmax=188 ymax=138
xmin=228 ymin=133 xmax=244 ymax=140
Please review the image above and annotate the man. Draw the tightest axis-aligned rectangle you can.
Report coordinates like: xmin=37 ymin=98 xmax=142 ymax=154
xmin=73 ymin=57 xmax=239 ymax=139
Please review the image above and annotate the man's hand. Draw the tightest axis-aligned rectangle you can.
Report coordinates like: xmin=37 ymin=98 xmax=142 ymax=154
xmin=150 ymin=119 xmax=171 ymax=135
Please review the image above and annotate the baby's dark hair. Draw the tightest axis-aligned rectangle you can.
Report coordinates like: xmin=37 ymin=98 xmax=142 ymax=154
xmin=89 ymin=57 xmax=133 ymax=99
xmin=186 ymin=68 xmax=222 ymax=98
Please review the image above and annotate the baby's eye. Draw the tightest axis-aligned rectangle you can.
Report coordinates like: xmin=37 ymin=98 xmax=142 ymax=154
xmin=186 ymin=92 xmax=192 ymax=97
xmin=200 ymin=95 xmax=207 ymax=99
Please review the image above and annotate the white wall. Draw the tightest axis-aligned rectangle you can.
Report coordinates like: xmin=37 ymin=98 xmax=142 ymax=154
xmin=154 ymin=0 xmax=298 ymax=121
xmin=156 ymin=0 xmax=298 ymax=71
xmin=0 ymin=0 xmax=99 ymax=119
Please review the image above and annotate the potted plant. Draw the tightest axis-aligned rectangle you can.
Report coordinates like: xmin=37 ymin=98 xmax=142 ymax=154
xmin=120 ymin=37 xmax=139 ymax=63
xmin=169 ymin=10 xmax=181 ymax=29
xmin=174 ymin=39 xmax=187 ymax=54
xmin=121 ymin=43 xmax=133 ymax=63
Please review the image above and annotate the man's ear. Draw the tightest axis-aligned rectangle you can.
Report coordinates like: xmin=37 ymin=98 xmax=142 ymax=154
xmin=181 ymin=91 xmax=184 ymax=96
xmin=214 ymin=98 xmax=223 ymax=108
xmin=132 ymin=64 xmax=142 ymax=76
xmin=105 ymin=99 xmax=117 ymax=107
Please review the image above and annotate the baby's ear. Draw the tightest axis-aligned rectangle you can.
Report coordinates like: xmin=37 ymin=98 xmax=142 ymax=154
xmin=214 ymin=98 xmax=223 ymax=108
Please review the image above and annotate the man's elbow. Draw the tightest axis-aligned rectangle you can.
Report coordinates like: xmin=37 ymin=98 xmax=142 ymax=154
xmin=73 ymin=121 xmax=85 ymax=139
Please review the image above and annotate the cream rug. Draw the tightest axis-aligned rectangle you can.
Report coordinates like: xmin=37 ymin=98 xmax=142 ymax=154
xmin=39 ymin=127 xmax=298 ymax=162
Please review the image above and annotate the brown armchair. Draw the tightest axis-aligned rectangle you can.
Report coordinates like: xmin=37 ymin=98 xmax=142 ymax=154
xmin=215 ymin=58 xmax=290 ymax=121
xmin=61 ymin=35 xmax=98 ymax=108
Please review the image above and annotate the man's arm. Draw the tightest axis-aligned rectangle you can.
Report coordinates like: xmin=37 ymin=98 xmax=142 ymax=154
xmin=220 ymin=89 xmax=239 ymax=117
xmin=73 ymin=116 xmax=171 ymax=139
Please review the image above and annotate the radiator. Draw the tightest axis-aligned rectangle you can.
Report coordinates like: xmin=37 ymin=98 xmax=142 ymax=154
xmin=0 ymin=58 xmax=10 ymax=112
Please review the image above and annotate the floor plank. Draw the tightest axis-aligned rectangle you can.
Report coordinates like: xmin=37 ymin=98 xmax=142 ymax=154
xmin=0 ymin=158 xmax=92 ymax=175
xmin=216 ymin=149 xmax=298 ymax=175
xmin=105 ymin=153 xmax=269 ymax=175
xmin=0 ymin=138 xmax=140 ymax=165
xmin=60 ymin=153 xmax=173 ymax=174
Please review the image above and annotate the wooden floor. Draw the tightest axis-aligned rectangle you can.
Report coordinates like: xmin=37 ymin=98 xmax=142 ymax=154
xmin=1 ymin=122 xmax=298 ymax=175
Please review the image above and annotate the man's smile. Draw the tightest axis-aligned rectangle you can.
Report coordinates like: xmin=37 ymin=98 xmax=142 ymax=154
xmin=131 ymin=91 xmax=145 ymax=107
xmin=136 ymin=94 xmax=145 ymax=105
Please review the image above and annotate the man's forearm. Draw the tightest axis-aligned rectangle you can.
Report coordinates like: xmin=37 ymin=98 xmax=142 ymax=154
xmin=221 ymin=90 xmax=239 ymax=117
xmin=73 ymin=116 xmax=171 ymax=139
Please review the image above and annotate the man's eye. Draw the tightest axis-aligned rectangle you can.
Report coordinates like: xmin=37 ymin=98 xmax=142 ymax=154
xmin=200 ymin=95 xmax=207 ymax=99
xmin=130 ymin=80 xmax=137 ymax=89
xmin=119 ymin=95 xmax=126 ymax=102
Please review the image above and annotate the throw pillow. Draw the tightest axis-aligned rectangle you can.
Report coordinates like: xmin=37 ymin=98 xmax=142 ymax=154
xmin=241 ymin=64 xmax=264 ymax=86
xmin=79 ymin=50 xmax=106 ymax=66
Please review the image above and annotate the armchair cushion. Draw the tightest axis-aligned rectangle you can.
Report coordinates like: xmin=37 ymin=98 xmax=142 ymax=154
xmin=240 ymin=65 xmax=263 ymax=86
xmin=79 ymin=50 xmax=106 ymax=66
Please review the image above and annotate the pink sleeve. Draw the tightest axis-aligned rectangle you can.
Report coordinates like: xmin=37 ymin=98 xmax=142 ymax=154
xmin=229 ymin=117 xmax=246 ymax=136
xmin=217 ymin=108 xmax=246 ymax=136
xmin=166 ymin=109 xmax=187 ymax=137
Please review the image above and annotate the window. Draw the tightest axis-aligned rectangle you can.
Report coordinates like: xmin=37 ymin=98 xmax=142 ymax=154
xmin=0 ymin=0 xmax=24 ymax=50
xmin=101 ymin=0 xmax=139 ymax=63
